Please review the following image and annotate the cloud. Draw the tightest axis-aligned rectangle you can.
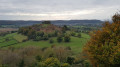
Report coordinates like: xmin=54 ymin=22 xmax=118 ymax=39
xmin=0 ymin=10 xmax=96 ymax=16
xmin=0 ymin=0 xmax=120 ymax=20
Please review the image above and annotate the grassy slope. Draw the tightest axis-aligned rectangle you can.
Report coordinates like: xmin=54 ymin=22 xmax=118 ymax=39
xmin=13 ymin=33 xmax=28 ymax=42
xmin=11 ymin=33 xmax=90 ymax=54
xmin=0 ymin=33 xmax=18 ymax=47
xmin=0 ymin=33 xmax=90 ymax=54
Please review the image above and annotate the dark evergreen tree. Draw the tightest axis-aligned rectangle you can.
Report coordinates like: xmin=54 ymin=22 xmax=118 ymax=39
xmin=64 ymin=35 xmax=71 ymax=42
xmin=57 ymin=36 xmax=63 ymax=43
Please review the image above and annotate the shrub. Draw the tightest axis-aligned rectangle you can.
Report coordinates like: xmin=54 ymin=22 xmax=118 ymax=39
xmin=54 ymin=47 xmax=71 ymax=62
xmin=36 ymin=32 xmax=44 ymax=37
xmin=71 ymin=32 xmax=76 ymax=36
xmin=61 ymin=63 xmax=70 ymax=67
xmin=40 ymin=57 xmax=60 ymax=67
xmin=35 ymin=55 xmax=42 ymax=62
xmin=48 ymin=34 xmax=52 ymax=37
xmin=51 ymin=44 xmax=56 ymax=48
xmin=18 ymin=59 xmax=25 ymax=67
xmin=43 ymin=34 xmax=49 ymax=40
xmin=64 ymin=35 xmax=71 ymax=42
xmin=57 ymin=36 xmax=63 ymax=43
xmin=49 ymin=39 xmax=54 ymax=43
xmin=54 ymin=31 xmax=58 ymax=36
xmin=77 ymin=33 xmax=81 ymax=38
xmin=67 ymin=57 xmax=75 ymax=65
xmin=1 ymin=51 xmax=21 ymax=67
xmin=34 ymin=36 xmax=42 ymax=41
xmin=42 ymin=48 xmax=55 ymax=59
xmin=62 ymin=25 xmax=68 ymax=32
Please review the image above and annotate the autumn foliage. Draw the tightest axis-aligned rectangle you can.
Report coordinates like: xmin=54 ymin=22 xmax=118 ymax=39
xmin=83 ymin=13 xmax=120 ymax=67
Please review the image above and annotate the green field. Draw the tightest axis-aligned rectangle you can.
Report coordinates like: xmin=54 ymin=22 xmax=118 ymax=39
xmin=13 ymin=33 xmax=28 ymax=42
xmin=0 ymin=33 xmax=18 ymax=47
xmin=0 ymin=33 xmax=90 ymax=54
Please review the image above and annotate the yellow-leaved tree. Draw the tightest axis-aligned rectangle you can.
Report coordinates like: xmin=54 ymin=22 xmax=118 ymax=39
xmin=83 ymin=13 xmax=120 ymax=67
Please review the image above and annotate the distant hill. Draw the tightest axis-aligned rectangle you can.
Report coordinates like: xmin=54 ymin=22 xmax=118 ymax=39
xmin=52 ymin=20 xmax=103 ymax=25
xmin=0 ymin=20 xmax=103 ymax=26
xmin=18 ymin=21 xmax=63 ymax=40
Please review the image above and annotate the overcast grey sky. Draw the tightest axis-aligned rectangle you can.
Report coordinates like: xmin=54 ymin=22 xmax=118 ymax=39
xmin=0 ymin=0 xmax=120 ymax=20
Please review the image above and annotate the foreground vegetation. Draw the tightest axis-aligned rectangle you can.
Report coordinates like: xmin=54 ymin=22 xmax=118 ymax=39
xmin=84 ymin=13 xmax=120 ymax=67
xmin=0 ymin=46 xmax=92 ymax=67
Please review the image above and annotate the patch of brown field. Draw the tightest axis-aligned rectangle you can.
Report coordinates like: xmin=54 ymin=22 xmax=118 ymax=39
xmin=0 ymin=28 xmax=18 ymax=33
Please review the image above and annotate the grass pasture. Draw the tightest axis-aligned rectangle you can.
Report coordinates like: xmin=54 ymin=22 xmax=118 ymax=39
xmin=0 ymin=33 xmax=18 ymax=47
xmin=13 ymin=33 xmax=28 ymax=42
xmin=0 ymin=33 xmax=90 ymax=54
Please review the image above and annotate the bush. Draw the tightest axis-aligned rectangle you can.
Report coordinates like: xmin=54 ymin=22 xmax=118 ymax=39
xmin=54 ymin=47 xmax=71 ymax=62
xmin=43 ymin=48 xmax=55 ymax=58
xmin=51 ymin=44 xmax=56 ymax=48
xmin=48 ymin=34 xmax=52 ymax=37
xmin=18 ymin=59 xmax=25 ymax=67
xmin=35 ymin=55 xmax=42 ymax=62
xmin=43 ymin=34 xmax=49 ymax=40
xmin=39 ymin=57 xmax=60 ymax=67
xmin=67 ymin=57 xmax=75 ymax=65
xmin=49 ymin=39 xmax=54 ymax=43
xmin=71 ymin=32 xmax=76 ymax=36
xmin=64 ymin=35 xmax=71 ymax=42
xmin=77 ymin=33 xmax=81 ymax=38
xmin=62 ymin=25 xmax=69 ymax=33
xmin=54 ymin=31 xmax=58 ymax=36
xmin=57 ymin=36 xmax=63 ymax=43
xmin=11 ymin=31 xmax=17 ymax=33
xmin=34 ymin=36 xmax=42 ymax=41
xmin=61 ymin=63 xmax=70 ymax=67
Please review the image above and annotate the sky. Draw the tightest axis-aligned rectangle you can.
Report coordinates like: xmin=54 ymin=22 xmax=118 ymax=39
xmin=0 ymin=0 xmax=120 ymax=20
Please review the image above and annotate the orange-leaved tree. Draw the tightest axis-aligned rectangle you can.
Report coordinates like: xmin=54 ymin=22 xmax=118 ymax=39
xmin=83 ymin=13 xmax=120 ymax=67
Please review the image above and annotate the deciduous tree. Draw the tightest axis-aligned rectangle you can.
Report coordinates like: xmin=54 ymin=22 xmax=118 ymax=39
xmin=83 ymin=13 xmax=120 ymax=67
